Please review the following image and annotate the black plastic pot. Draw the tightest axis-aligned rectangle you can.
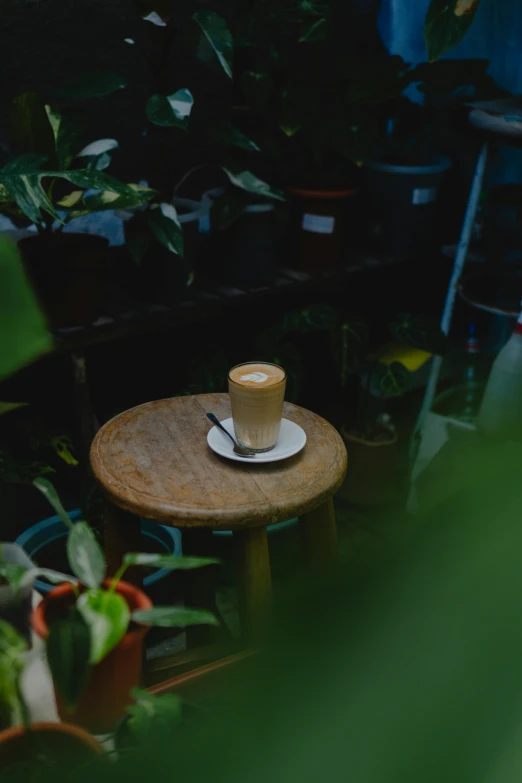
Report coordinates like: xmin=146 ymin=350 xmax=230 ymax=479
xmin=363 ymin=155 xmax=451 ymax=257
xmin=210 ymin=205 xmax=280 ymax=289
xmin=18 ymin=233 xmax=108 ymax=328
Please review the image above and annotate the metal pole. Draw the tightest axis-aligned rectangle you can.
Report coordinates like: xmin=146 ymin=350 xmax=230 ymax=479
xmin=410 ymin=141 xmax=489 ymax=465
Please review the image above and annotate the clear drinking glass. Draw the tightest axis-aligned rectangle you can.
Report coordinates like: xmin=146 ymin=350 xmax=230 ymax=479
xmin=228 ymin=362 xmax=287 ymax=452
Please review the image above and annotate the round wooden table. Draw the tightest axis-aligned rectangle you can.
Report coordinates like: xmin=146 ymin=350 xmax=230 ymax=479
xmin=90 ymin=393 xmax=347 ymax=641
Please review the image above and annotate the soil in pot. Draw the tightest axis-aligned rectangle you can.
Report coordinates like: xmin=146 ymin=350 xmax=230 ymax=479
xmin=32 ymin=580 xmax=152 ymax=735
xmin=287 ymin=188 xmax=359 ymax=273
xmin=0 ymin=721 xmax=104 ymax=768
xmin=18 ymin=233 xmax=108 ymax=329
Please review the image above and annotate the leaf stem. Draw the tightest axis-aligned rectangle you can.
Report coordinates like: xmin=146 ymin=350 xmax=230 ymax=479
xmin=173 ymin=164 xmax=213 ymax=197
xmin=108 ymin=563 xmax=128 ymax=594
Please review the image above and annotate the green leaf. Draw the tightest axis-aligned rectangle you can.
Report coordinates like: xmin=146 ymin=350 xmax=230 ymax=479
xmin=18 ymin=567 xmax=77 ymax=593
xmin=0 ymin=158 xmax=156 ymax=225
xmin=124 ymin=553 xmax=219 ymax=570
xmin=0 ymin=564 xmax=27 ymax=594
xmin=139 ymin=0 xmax=172 ymax=22
xmin=50 ymin=434 xmax=78 ymax=466
xmin=8 ymin=93 xmax=57 ymax=166
xmin=0 ymin=154 xmax=61 ymax=224
xmin=126 ymin=688 xmax=182 ymax=745
xmin=299 ymin=17 xmax=327 ymax=42
xmin=208 ymin=122 xmax=260 ymax=152
xmin=46 ymin=609 xmax=91 ymax=711
xmin=425 ymin=0 xmax=480 ymax=61
xmin=0 ymin=621 xmax=27 ymax=728
xmin=211 ymin=188 xmax=248 ymax=231
xmin=76 ymin=138 xmax=119 ymax=158
xmin=56 ymin=70 xmax=127 ymax=99
xmin=45 ymin=106 xmax=84 ymax=170
xmin=146 ymin=203 xmax=184 ymax=257
xmin=132 ymin=606 xmax=219 ymax=628
xmin=193 ymin=11 xmax=233 ymax=79
xmin=33 ymin=478 xmax=74 ymax=530
xmin=222 ymin=168 xmax=285 ymax=202
xmin=374 ymin=362 xmax=409 ymax=398
xmin=77 ymin=588 xmax=130 ymax=664
xmin=63 ymin=169 xmax=150 ymax=195
xmin=146 ymin=89 xmax=194 ymax=129
xmin=0 ymin=620 xmax=27 ymax=659
xmin=67 ymin=521 xmax=106 ymax=589
xmin=0 ymin=402 xmax=29 ymax=417
xmin=63 ymin=184 xmax=157 ymax=219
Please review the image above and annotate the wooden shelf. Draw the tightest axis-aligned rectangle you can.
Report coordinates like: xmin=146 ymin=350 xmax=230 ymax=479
xmin=53 ymin=253 xmax=403 ymax=354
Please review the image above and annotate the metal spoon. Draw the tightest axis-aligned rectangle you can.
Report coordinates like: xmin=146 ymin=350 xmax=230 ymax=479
xmin=206 ymin=413 xmax=256 ymax=458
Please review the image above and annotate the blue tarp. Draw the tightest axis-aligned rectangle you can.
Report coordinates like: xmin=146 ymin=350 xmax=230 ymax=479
xmin=378 ymin=0 xmax=522 ymax=94
xmin=378 ymin=0 xmax=522 ymax=183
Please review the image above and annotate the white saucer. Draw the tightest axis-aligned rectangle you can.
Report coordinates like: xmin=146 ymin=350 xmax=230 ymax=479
xmin=207 ymin=418 xmax=306 ymax=463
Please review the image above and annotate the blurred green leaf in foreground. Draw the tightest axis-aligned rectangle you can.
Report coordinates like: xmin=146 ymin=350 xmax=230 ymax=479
xmin=45 ymin=436 xmax=522 ymax=783
xmin=0 ymin=235 xmax=52 ymax=381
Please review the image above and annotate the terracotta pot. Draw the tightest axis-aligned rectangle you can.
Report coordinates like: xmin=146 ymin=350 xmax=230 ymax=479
xmin=288 ymin=187 xmax=359 ymax=273
xmin=18 ymin=233 xmax=108 ymax=328
xmin=342 ymin=429 xmax=405 ymax=508
xmin=0 ymin=721 xmax=105 ymax=766
xmin=32 ymin=580 xmax=152 ymax=734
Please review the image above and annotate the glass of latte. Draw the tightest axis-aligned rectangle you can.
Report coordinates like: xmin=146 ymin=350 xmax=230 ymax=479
xmin=228 ymin=362 xmax=286 ymax=452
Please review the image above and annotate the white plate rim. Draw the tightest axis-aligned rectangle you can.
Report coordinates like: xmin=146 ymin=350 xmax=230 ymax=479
xmin=207 ymin=417 xmax=306 ymax=463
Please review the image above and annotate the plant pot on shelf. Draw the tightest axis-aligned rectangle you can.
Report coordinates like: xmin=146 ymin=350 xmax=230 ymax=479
xmin=287 ymin=188 xmax=359 ymax=273
xmin=32 ymin=579 xmax=152 ymax=735
xmin=0 ymin=543 xmax=35 ymax=643
xmin=18 ymin=233 xmax=108 ymax=329
xmin=363 ymin=155 xmax=451 ymax=258
xmin=210 ymin=204 xmax=280 ymax=289
xmin=341 ymin=428 xmax=405 ymax=508
xmin=0 ymin=721 xmax=105 ymax=766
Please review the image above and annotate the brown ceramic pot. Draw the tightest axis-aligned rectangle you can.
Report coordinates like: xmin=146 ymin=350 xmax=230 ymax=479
xmin=32 ymin=579 xmax=152 ymax=734
xmin=342 ymin=429 xmax=405 ymax=508
xmin=288 ymin=187 xmax=359 ymax=273
xmin=0 ymin=721 xmax=105 ymax=766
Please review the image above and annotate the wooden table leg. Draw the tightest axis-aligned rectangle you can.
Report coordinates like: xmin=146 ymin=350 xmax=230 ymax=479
xmin=236 ymin=527 xmax=272 ymax=643
xmin=299 ymin=496 xmax=338 ymax=575
xmin=103 ymin=500 xmax=143 ymax=587
xmin=183 ymin=529 xmax=220 ymax=648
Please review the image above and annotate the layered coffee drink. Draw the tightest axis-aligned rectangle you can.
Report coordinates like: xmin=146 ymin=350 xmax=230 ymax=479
xmin=228 ymin=362 xmax=286 ymax=452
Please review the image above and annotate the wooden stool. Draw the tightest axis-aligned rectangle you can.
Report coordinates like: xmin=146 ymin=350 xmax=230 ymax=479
xmin=90 ymin=393 xmax=347 ymax=646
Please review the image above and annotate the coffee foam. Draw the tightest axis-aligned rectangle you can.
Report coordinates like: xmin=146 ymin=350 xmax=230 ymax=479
xmin=229 ymin=363 xmax=285 ymax=388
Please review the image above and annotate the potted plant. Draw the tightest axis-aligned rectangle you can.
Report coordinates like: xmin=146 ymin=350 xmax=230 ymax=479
xmin=332 ymin=312 xmax=450 ymax=507
xmin=1 ymin=479 xmax=218 ymax=735
xmin=119 ymin=8 xmax=285 ymax=299
xmin=0 ymin=619 xmax=105 ymax=769
xmin=363 ymin=57 xmax=504 ymax=257
xmin=0 ymin=92 xmax=156 ymax=327
xmin=228 ymin=2 xmax=417 ymax=272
